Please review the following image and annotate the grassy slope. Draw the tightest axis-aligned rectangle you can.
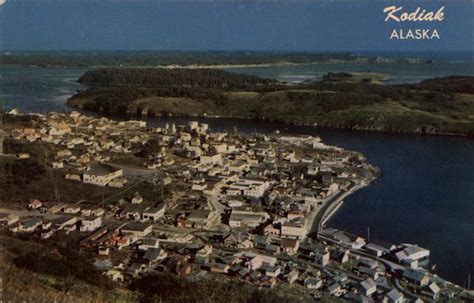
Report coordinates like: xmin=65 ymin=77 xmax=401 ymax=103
xmin=1 ymin=235 xmax=137 ymax=303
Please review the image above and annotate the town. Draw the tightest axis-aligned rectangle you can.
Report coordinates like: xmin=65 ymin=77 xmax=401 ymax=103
xmin=0 ymin=110 xmax=471 ymax=302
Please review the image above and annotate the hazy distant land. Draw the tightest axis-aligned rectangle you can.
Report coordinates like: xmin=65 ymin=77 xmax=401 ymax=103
xmin=1 ymin=51 xmax=432 ymax=68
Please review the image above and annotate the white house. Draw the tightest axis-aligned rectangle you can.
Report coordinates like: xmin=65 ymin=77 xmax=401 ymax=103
xmin=229 ymin=210 xmax=270 ymax=228
xmin=142 ymin=204 xmax=166 ymax=221
xmin=360 ymin=278 xmax=377 ymax=297
xmin=384 ymin=289 xmax=404 ymax=303
xmin=281 ymin=217 xmax=306 ymax=239
xmin=80 ymin=216 xmax=102 ymax=232
xmin=83 ymin=163 xmax=123 ymax=187
xmin=200 ymin=152 xmax=223 ymax=166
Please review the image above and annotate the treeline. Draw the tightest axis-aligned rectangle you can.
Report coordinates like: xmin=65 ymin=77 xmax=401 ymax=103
xmin=322 ymin=72 xmax=353 ymax=82
xmin=408 ymin=76 xmax=474 ymax=94
xmin=1 ymin=51 xmax=359 ymax=67
xmin=78 ymin=68 xmax=276 ymax=89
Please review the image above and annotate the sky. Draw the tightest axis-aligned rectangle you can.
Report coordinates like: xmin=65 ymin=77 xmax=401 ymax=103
xmin=0 ymin=0 xmax=472 ymax=52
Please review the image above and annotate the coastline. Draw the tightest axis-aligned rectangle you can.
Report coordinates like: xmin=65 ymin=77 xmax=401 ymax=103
xmin=70 ymin=108 xmax=473 ymax=138
xmin=3 ymin=58 xmax=433 ymax=69
xmin=306 ymin=178 xmax=374 ymax=237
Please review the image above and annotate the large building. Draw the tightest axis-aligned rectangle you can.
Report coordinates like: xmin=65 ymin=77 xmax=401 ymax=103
xmin=281 ymin=217 xmax=306 ymax=239
xmin=83 ymin=163 xmax=123 ymax=187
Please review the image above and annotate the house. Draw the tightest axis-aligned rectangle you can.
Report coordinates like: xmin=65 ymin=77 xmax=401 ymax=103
xmin=237 ymin=268 xmax=250 ymax=279
xmin=313 ymin=246 xmax=330 ymax=266
xmin=92 ymin=208 xmax=105 ymax=217
xmin=121 ymin=222 xmax=153 ymax=238
xmin=28 ymin=199 xmax=43 ymax=210
xmin=281 ymin=217 xmax=306 ymax=239
xmin=51 ymin=161 xmax=64 ymax=169
xmin=192 ymin=177 xmax=207 ymax=191
xmin=200 ymin=152 xmax=223 ymax=166
xmin=286 ymin=269 xmax=299 ymax=284
xmin=80 ymin=216 xmax=102 ymax=232
xmin=209 ymin=263 xmax=230 ymax=274
xmin=280 ymin=238 xmax=300 ymax=255
xmin=142 ymin=204 xmax=166 ymax=221
xmin=383 ymin=289 xmax=404 ymax=303
xmin=126 ymin=263 xmax=147 ymax=277
xmin=304 ymin=277 xmax=322 ymax=289
xmin=18 ymin=217 xmax=42 ymax=233
xmin=98 ymin=246 xmax=110 ymax=256
xmin=223 ymin=233 xmax=238 ymax=247
xmin=81 ymin=208 xmax=92 ymax=217
xmin=63 ymin=205 xmax=81 ymax=214
xmin=104 ymin=269 xmax=124 ymax=282
xmin=52 ymin=216 xmax=78 ymax=230
xmin=0 ymin=214 xmax=19 ymax=226
xmin=187 ymin=209 xmax=214 ymax=229
xmin=365 ymin=241 xmax=396 ymax=257
xmin=246 ymin=255 xmax=263 ymax=270
xmin=238 ymin=239 xmax=254 ymax=249
xmin=263 ymin=224 xmax=280 ymax=237
xmin=229 ymin=210 xmax=269 ymax=228
xmin=328 ymin=283 xmax=343 ymax=297
xmin=121 ymin=205 xmax=147 ymax=221
xmin=138 ymin=238 xmax=160 ymax=251
xmin=41 ymin=229 xmax=55 ymax=239
xmin=360 ymin=278 xmax=377 ymax=296
xmin=131 ymin=193 xmax=143 ymax=204
xmin=254 ymin=235 xmax=270 ymax=249
xmin=228 ymin=177 xmax=269 ymax=198
xmin=331 ymin=248 xmax=350 ymax=264
xmin=195 ymin=245 xmax=213 ymax=264
xmin=395 ymin=244 xmax=430 ymax=268
xmin=264 ymin=265 xmax=281 ymax=278
xmin=427 ymin=282 xmax=441 ymax=300
xmin=318 ymin=228 xmax=366 ymax=248
xmin=83 ymin=163 xmax=123 ymax=187
xmin=402 ymin=269 xmax=430 ymax=287
xmin=143 ymin=248 xmax=167 ymax=263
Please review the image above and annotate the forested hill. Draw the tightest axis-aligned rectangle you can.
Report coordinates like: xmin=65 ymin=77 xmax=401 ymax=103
xmin=69 ymin=72 xmax=474 ymax=136
xmin=78 ymin=68 xmax=277 ymax=89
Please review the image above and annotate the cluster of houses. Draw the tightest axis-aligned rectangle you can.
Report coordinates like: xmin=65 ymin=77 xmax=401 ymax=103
xmin=2 ymin=110 xmax=469 ymax=302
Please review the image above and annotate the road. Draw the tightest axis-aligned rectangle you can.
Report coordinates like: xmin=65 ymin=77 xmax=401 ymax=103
xmin=0 ymin=208 xmax=66 ymax=220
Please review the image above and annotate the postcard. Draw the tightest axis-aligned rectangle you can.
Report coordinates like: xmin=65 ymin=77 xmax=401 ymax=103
xmin=0 ymin=1 xmax=472 ymax=302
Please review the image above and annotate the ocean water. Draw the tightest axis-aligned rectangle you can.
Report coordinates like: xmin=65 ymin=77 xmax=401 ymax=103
xmin=0 ymin=65 xmax=87 ymax=112
xmin=225 ymin=61 xmax=474 ymax=84
xmin=0 ymin=62 xmax=473 ymax=286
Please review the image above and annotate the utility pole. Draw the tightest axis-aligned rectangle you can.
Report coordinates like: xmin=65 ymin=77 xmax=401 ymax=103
xmin=468 ymin=273 xmax=471 ymax=290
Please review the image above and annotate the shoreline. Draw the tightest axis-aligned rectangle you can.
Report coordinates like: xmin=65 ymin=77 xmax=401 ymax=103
xmin=68 ymin=107 xmax=474 ymax=138
xmin=3 ymin=58 xmax=434 ymax=69
xmin=317 ymin=180 xmax=371 ymax=232
xmin=306 ymin=178 xmax=374 ymax=237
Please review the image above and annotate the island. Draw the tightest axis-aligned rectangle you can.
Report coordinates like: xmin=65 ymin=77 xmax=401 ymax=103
xmin=1 ymin=109 xmax=472 ymax=302
xmin=67 ymin=68 xmax=474 ymax=136
xmin=0 ymin=51 xmax=432 ymax=67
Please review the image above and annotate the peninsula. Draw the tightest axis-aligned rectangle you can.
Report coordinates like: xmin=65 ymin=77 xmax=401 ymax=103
xmin=68 ymin=68 xmax=474 ymax=136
